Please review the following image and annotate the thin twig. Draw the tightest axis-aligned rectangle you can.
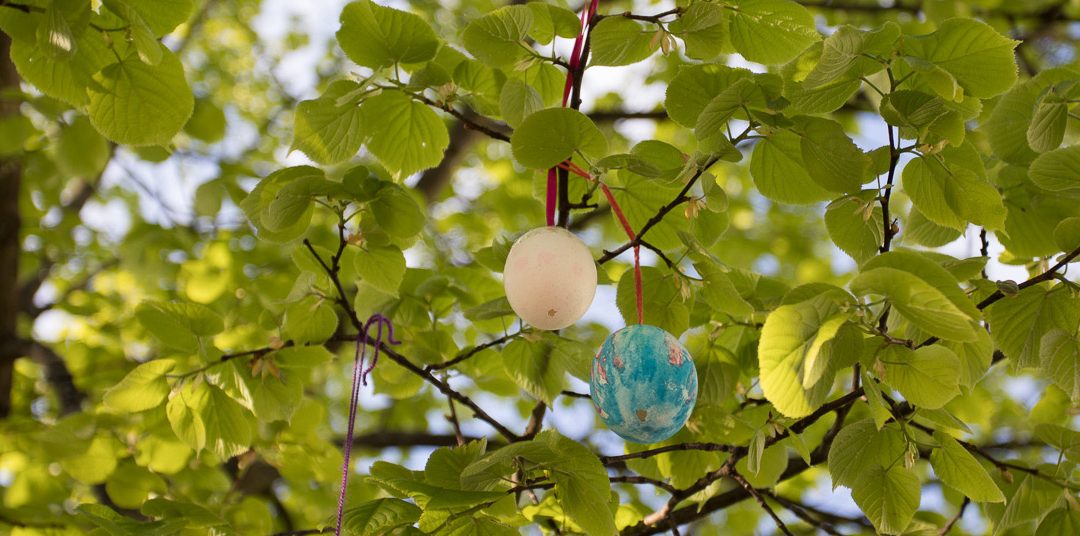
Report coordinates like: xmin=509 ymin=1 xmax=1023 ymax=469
xmin=445 ymin=393 xmax=465 ymax=446
xmin=939 ymin=498 xmax=969 ymax=535
xmin=610 ymin=475 xmax=678 ymax=494
xmin=601 ymin=442 xmax=735 ymax=465
xmin=425 ymin=330 xmax=523 ymax=372
xmin=731 ymin=470 xmax=794 ymax=536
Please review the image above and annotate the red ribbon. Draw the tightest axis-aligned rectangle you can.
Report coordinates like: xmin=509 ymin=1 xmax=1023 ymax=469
xmin=546 ymin=0 xmax=601 ymax=227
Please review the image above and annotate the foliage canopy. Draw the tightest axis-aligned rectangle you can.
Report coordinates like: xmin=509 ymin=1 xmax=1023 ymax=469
xmin=2 ymin=0 xmax=1080 ymax=535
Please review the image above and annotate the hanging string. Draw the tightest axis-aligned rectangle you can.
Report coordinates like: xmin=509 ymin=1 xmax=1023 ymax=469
xmin=335 ymin=313 xmax=400 ymax=536
xmin=556 ymin=160 xmax=644 ymax=325
xmin=546 ymin=0 xmax=601 ymax=227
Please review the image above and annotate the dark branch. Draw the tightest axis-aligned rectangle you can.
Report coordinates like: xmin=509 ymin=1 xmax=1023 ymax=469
xmin=730 ymin=470 xmax=793 ymax=536
xmin=425 ymin=330 xmax=523 ymax=372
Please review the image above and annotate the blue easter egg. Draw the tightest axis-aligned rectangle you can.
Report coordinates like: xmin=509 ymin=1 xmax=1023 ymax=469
xmin=589 ymin=324 xmax=698 ymax=444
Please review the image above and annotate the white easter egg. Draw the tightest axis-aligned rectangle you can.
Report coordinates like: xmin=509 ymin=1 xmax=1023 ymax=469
xmin=503 ymin=226 xmax=597 ymax=330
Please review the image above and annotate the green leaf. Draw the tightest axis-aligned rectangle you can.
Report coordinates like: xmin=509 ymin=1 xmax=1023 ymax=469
xmin=749 ymin=130 xmax=832 ymax=205
xmin=616 ymin=266 xmax=690 ymax=336
xmin=87 ymin=49 xmax=194 ymax=146
xmin=668 ymin=3 xmax=726 ymax=60
xmin=1039 ymin=330 xmax=1080 ymax=404
xmin=802 ymin=313 xmax=849 ymax=389
xmin=803 ymin=23 xmax=900 ymax=88
xmin=881 ymin=345 xmax=961 ymax=410
xmin=825 ymin=192 xmax=884 ymax=263
xmin=341 ymin=498 xmax=421 ymax=535
xmin=728 ymin=0 xmax=819 ymax=65
xmin=828 ymin=420 xmax=907 ymax=488
xmin=264 ymin=177 xmax=341 ymax=233
xmin=758 ymin=295 xmax=845 ymax=418
xmin=739 ymin=438 xmax=789 ymax=488
xmin=1027 ymin=93 xmax=1068 ymax=153
xmin=690 ymin=338 xmax=740 ymax=407
xmin=929 ymin=431 xmax=1005 ymax=503
xmin=38 ymin=4 xmax=76 ymax=60
xmin=1036 ymin=508 xmax=1080 ymax=536
xmin=502 ymin=338 xmax=564 ymax=405
xmin=135 ymin=301 xmax=224 ymax=353
xmin=355 ymin=246 xmax=406 ymax=297
xmin=370 ymin=180 xmax=425 ymax=240
xmin=425 ymin=440 xmax=488 ymax=489
xmin=862 ymin=250 xmax=980 ymax=319
xmin=693 ymin=79 xmax=763 ymax=153
xmin=588 ymin=16 xmax=658 ymax=67
xmin=904 ymin=205 xmax=961 ymax=247
xmin=61 ymin=435 xmax=119 ymax=485
xmin=861 ymin=369 xmax=893 ymax=429
xmin=996 ymin=474 xmax=1062 ymax=534
xmin=510 ymin=108 xmax=607 ymax=169
xmin=987 ymin=286 xmax=1080 ymax=369
xmin=850 ymin=267 xmax=976 ymax=342
xmin=850 ymin=465 xmax=920 ymax=535
xmin=797 ymin=117 xmax=870 ymax=193
xmin=439 ymin=516 xmax=518 ymax=535
xmin=941 ymin=326 xmax=994 ymax=390
xmin=10 ymin=25 xmax=113 ymax=106
xmin=526 ymin=3 xmax=579 ymax=45
xmin=106 ymin=462 xmax=165 ymax=510
xmin=535 ymin=432 xmax=616 ymax=536
xmin=902 ymin=148 xmax=1006 ymax=232
xmin=359 ymin=90 xmax=450 ymax=178
xmin=461 ymin=431 xmax=615 ymax=535
xmin=244 ymin=365 xmax=303 ymax=423
xmin=337 ymin=0 xmax=439 ymax=69
xmin=498 ymin=78 xmax=543 ymax=128
xmin=184 ymin=98 xmax=226 ymax=143
xmin=694 ymin=261 xmax=754 ymax=317
xmin=880 ymin=90 xmax=947 ymax=133
xmin=1029 ymin=146 xmax=1080 ymax=192
xmin=166 ymin=382 xmax=254 ymax=459
xmin=104 ymin=360 xmax=176 ymax=413
xmin=101 ymin=0 xmax=162 ymax=65
xmin=292 ymin=80 xmax=366 ymax=165
xmin=984 ymin=78 xmax=1044 ymax=165
xmin=283 ymin=296 xmax=339 ymax=344
xmin=55 ymin=116 xmax=111 ymax=178
xmin=1054 ymin=217 xmax=1080 ymax=252
xmin=462 ymin=5 xmax=533 ymax=66
xmin=903 ymin=18 xmax=1019 ymax=98
xmin=123 ymin=0 xmax=194 ymax=36
xmin=0 ymin=115 xmax=33 ymax=156
xmin=665 ymin=64 xmax=757 ymax=127
xmin=240 ymin=166 xmax=322 ymax=243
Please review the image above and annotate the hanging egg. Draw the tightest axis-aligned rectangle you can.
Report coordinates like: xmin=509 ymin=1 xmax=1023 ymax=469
xmin=503 ymin=226 xmax=597 ymax=330
xmin=590 ymin=324 xmax=697 ymax=444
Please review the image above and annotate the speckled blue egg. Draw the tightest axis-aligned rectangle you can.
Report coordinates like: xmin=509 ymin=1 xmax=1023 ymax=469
xmin=589 ymin=324 xmax=697 ymax=444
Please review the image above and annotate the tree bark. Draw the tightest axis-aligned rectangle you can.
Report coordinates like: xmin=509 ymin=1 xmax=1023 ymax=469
xmin=0 ymin=32 xmax=23 ymax=418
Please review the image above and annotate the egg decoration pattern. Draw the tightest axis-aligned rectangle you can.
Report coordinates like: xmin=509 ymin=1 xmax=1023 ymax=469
xmin=503 ymin=226 xmax=598 ymax=330
xmin=590 ymin=324 xmax=698 ymax=444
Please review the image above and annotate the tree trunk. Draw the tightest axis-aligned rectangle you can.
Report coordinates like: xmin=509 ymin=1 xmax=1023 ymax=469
xmin=0 ymin=32 xmax=23 ymax=418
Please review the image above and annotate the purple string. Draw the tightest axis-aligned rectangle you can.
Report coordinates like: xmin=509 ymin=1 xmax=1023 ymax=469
xmin=335 ymin=313 xmax=399 ymax=536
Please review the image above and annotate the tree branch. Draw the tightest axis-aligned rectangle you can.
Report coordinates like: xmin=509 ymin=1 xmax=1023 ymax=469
xmin=425 ymin=329 xmax=523 ymax=372
xmin=917 ymin=243 xmax=1080 ymax=349
xmin=939 ymin=498 xmax=969 ymax=535
xmin=730 ymin=470 xmax=793 ymax=536
xmin=401 ymin=90 xmax=510 ymax=143
xmin=306 ymin=235 xmax=522 ymax=441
